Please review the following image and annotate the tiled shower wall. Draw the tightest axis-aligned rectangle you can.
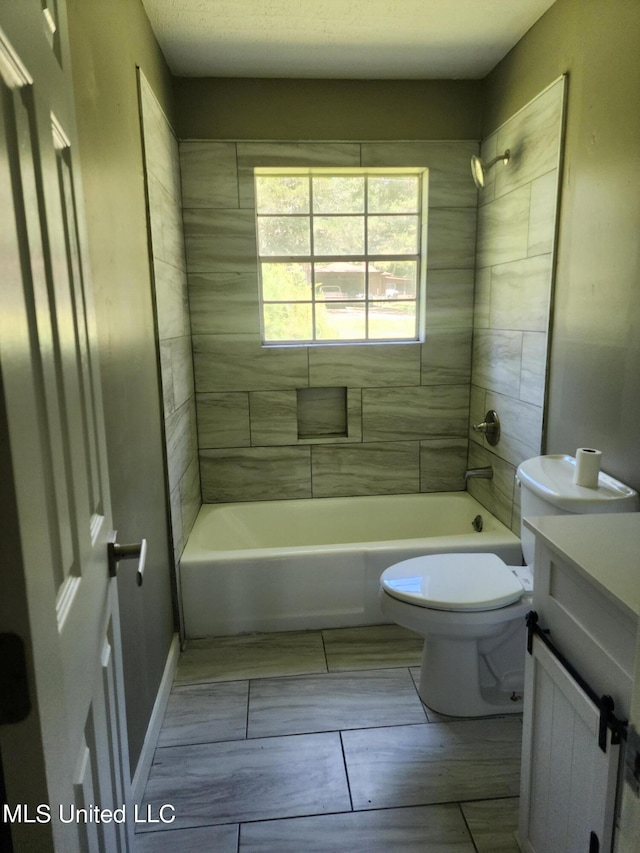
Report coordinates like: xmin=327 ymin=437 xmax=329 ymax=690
xmin=139 ymin=73 xmax=201 ymax=558
xmin=179 ymin=141 xmax=479 ymax=502
xmin=467 ymin=78 xmax=565 ymax=530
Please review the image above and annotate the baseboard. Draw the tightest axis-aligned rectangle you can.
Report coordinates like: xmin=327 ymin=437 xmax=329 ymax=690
xmin=131 ymin=633 xmax=180 ymax=805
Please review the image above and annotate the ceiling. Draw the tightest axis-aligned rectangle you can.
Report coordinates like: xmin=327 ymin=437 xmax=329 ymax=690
xmin=141 ymin=0 xmax=557 ymax=80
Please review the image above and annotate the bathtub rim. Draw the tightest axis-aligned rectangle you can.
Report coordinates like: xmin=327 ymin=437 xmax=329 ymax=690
xmin=182 ymin=491 xmax=521 ymax=564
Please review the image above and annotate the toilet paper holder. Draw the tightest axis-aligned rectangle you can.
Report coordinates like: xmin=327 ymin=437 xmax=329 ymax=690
xmin=473 ymin=410 xmax=501 ymax=446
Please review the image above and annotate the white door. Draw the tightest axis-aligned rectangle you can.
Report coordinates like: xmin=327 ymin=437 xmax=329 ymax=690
xmin=0 ymin=3 xmax=133 ymax=852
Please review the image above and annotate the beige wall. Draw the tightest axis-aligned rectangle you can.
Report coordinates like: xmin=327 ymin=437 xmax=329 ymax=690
xmin=175 ymin=78 xmax=482 ymax=140
xmin=66 ymin=0 xmax=177 ymax=777
xmin=483 ymin=0 xmax=640 ymax=491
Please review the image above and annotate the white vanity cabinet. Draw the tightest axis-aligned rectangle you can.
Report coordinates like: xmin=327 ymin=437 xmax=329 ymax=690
xmin=518 ymin=513 xmax=640 ymax=853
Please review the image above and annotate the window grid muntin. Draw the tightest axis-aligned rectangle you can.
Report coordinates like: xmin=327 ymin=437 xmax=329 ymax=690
xmin=256 ymin=169 xmax=424 ymax=345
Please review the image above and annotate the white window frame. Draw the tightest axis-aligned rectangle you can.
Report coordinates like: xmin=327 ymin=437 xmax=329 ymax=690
xmin=254 ymin=167 xmax=428 ymax=347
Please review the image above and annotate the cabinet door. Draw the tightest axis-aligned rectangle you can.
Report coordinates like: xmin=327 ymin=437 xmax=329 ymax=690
xmin=518 ymin=635 xmax=620 ymax=852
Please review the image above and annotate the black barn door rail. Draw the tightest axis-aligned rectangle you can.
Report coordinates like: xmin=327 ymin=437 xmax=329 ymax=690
xmin=526 ymin=611 xmax=628 ymax=752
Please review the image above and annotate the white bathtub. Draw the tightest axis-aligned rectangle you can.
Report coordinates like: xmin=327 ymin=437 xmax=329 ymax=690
xmin=180 ymin=492 xmax=522 ymax=638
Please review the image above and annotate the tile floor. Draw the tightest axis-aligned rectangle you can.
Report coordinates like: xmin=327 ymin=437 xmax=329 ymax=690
xmin=136 ymin=625 xmax=522 ymax=852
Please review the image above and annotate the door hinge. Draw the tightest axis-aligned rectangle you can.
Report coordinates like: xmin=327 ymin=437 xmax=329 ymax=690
xmin=0 ymin=634 xmax=31 ymax=724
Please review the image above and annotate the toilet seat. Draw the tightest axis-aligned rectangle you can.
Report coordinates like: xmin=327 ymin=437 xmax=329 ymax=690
xmin=380 ymin=553 xmax=525 ymax=612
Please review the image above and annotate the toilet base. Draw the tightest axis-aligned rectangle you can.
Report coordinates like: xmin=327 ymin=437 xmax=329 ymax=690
xmin=418 ymin=634 xmax=524 ymax=717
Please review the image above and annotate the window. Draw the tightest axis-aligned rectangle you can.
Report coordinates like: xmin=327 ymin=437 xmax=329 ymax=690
xmin=254 ymin=168 xmax=428 ymax=345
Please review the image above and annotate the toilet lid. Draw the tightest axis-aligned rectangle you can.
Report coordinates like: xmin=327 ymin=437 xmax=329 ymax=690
xmin=381 ymin=553 xmax=524 ymax=612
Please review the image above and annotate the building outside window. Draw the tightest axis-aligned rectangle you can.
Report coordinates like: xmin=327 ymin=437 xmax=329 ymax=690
xmin=254 ymin=168 xmax=428 ymax=345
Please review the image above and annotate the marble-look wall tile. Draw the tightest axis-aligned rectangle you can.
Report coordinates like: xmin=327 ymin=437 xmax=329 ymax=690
xmin=168 ymin=335 xmax=196 ymax=413
xmin=495 ymin=79 xmax=564 ymax=198
xmin=188 ymin=272 xmax=260 ymax=335
xmin=469 ymin=385 xmax=486 ymax=442
xmin=154 ymin=258 xmax=190 ymax=340
xmin=179 ymin=456 xmax=202 ymax=543
xmin=465 ymin=443 xmax=517 ymax=528
xmin=249 ymin=390 xmax=299 ymax=445
xmin=480 ymin=391 xmax=542 ymax=468
xmin=427 ymin=208 xmax=477 ymax=269
xmin=147 ymin=170 xmax=187 ymax=270
xmin=471 ymin=330 xmax=522 ymax=398
xmin=311 ymin=442 xmax=420 ymax=497
xmin=183 ymin=208 xmax=257 ymax=273
xmin=196 ymin=392 xmax=251 ymax=448
xmin=140 ymin=76 xmax=181 ymax=204
xmin=200 ymin=446 xmax=312 ymax=502
xmin=141 ymin=71 xmax=200 ymax=563
xmin=489 ymin=254 xmax=552 ymax=332
xmin=421 ymin=327 xmax=472 ymax=385
xmin=473 ymin=267 xmax=491 ymax=329
xmin=236 ymin=142 xmax=361 ymax=208
xmin=159 ymin=340 xmax=175 ymax=413
xmin=165 ymin=398 xmax=198 ymax=493
xmin=362 ymin=385 xmax=469 ymax=441
xmin=169 ymin=484 xmax=184 ymax=562
xmin=420 ymin=438 xmax=468 ymax=492
xmin=193 ymin=334 xmax=309 ymax=392
xmin=520 ymin=332 xmax=548 ymax=406
xmin=361 ymin=140 xmax=479 ymax=208
xmin=528 ymin=170 xmax=559 ymax=256
xmin=469 ymin=81 xmax=564 ymax=523
xmin=309 ymin=343 xmax=421 ymax=388
xmin=477 ymin=132 xmax=498 ymax=206
xmin=179 ymin=142 xmax=239 ymax=208
xmin=425 ymin=269 xmax=475 ymax=329
xmin=476 ymin=185 xmax=531 ymax=269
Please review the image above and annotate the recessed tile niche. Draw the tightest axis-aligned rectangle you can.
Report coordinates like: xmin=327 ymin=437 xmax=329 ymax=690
xmin=297 ymin=387 xmax=348 ymax=440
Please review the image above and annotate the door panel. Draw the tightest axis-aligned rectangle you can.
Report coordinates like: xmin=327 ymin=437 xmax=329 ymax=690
xmin=0 ymin=5 xmax=133 ymax=851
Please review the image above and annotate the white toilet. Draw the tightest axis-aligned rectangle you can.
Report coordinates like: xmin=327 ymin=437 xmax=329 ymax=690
xmin=379 ymin=455 xmax=639 ymax=717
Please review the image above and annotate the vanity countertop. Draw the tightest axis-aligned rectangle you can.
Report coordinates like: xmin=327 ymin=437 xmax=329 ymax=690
xmin=524 ymin=512 xmax=640 ymax=619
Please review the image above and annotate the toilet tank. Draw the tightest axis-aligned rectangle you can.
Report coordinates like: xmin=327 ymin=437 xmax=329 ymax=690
xmin=516 ymin=454 xmax=639 ymax=566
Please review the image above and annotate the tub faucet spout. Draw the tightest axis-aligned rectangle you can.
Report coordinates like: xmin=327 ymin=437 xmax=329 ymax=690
xmin=465 ymin=466 xmax=493 ymax=481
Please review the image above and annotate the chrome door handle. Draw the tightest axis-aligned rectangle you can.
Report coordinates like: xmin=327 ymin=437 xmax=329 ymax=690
xmin=107 ymin=532 xmax=147 ymax=586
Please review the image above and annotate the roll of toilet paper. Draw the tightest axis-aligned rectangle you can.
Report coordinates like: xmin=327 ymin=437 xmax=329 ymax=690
xmin=574 ymin=447 xmax=602 ymax=488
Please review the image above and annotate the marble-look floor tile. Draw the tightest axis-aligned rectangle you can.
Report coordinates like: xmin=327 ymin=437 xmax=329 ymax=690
xmin=460 ymin=797 xmax=521 ymax=852
xmin=239 ymin=803 xmax=476 ymax=852
xmin=247 ymin=669 xmax=427 ymax=738
xmin=158 ymin=681 xmax=249 ymax=747
xmin=141 ymin=732 xmax=350 ymax=829
xmin=322 ymin=624 xmax=423 ymax=671
xmin=342 ymin=717 xmax=522 ymax=810
xmin=176 ymin=631 xmax=327 ymax=684
xmin=135 ymin=823 xmax=238 ymax=853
